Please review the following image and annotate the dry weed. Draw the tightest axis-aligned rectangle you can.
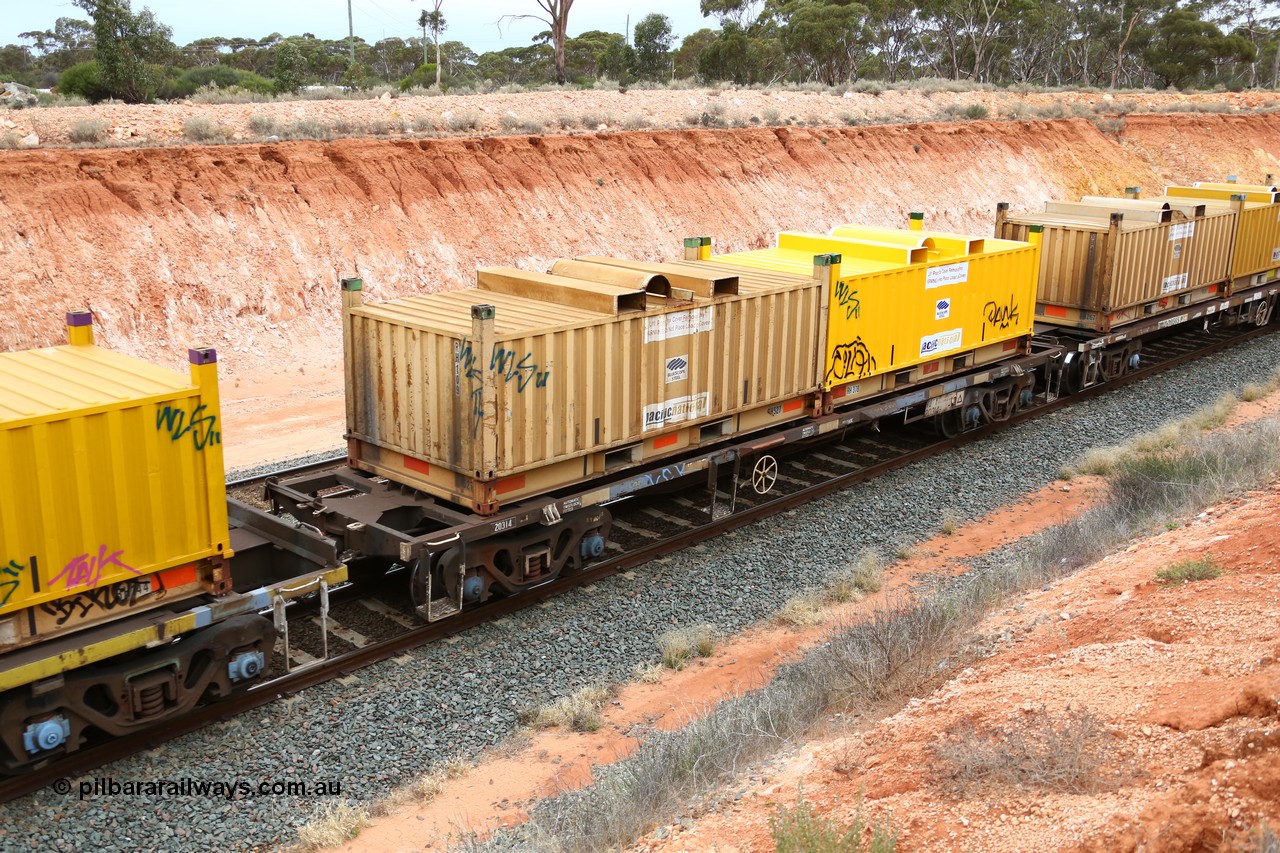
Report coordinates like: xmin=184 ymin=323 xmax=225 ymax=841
xmin=520 ymin=683 xmax=614 ymax=732
xmin=931 ymin=706 xmax=1113 ymax=795
xmin=777 ymin=593 xmax=825 ymax=628
xmin=295 ymin=801 xmax=369 ymax=850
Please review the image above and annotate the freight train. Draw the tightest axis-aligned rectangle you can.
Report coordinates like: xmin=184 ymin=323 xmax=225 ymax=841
xmin=2 ymin=178 xmax=1278 ymax=773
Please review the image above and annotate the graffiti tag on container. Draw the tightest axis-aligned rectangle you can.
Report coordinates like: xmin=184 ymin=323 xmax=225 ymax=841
xmin=983 ymin=294 xmax=1021 ymax=331
xmin=50 ymin=545 xmax=139 ymax=591
xmin=825 ymin=338 xmax=877 ymax=385
xmin=0 ymin=559 xmax=25 ymax=608
xmin=457 ymin=339 xmax=551 ymax=437
xmin=40 ymin=574 xmax=165 ymax=626
xmin=157 ymin=404 xmax=221 ymax=450
xmin=490 ymin=346 xmax=551 ymax=392
xmin=834 ymin=280 xmax=861 ymax=320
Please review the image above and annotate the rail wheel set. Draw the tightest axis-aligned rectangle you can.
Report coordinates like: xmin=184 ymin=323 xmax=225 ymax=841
xmin=2 ymin=179 xmax=1278 ymax=780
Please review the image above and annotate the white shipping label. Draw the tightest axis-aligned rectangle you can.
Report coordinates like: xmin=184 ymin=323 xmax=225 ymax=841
xmin=644 ymin=306 xmax=713 ymax=343
xmin=1161 ymin=272 xmax=1189 ymax=294
xmin=1168 ymin=222 xmax=1196 ymax=241
xmin=925 ymin=262 xmax=969 ymax=289
xmin=1272 ymin=247 xmax=1280 ymax=262
xmin=919 ymin=328 xmax=963 ymax=358
xmin=934 ymin=297 xmax=951 ymax=320
xmin=643 ymin=392 xmax=710 ymax=432
xmin=665 ymin=354 xmax=688 ymax=384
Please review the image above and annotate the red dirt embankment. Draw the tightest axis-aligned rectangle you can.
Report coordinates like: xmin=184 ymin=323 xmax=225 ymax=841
xmin=2 ymin=113 xmax=1279 ymax=465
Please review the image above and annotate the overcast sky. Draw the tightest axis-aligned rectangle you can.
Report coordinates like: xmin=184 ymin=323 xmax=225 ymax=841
xmin=3 ymin=1 xmax=718 ymax=53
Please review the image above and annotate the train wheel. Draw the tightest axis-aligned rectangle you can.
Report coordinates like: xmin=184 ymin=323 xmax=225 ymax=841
xmin=936 ymin=406 xmax=964 ymax=438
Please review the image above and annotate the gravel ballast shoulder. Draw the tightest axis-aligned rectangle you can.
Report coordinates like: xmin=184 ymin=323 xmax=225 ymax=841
xmin=3 ymin=333 xmax=1280 ymax=851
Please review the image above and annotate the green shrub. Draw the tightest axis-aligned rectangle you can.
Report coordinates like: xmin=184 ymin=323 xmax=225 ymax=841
xmin=1155 ymin=556 xmax=1223 ymax=586
xmin=771 ymin=796 xmax=898 ymax=853
xmin=57 ymin=61 xmax=110 ymax=103
xmin=963 ymin=103 xmax=989 ymax=120
xmin=159 ymin=66 xmax=274 ymax=100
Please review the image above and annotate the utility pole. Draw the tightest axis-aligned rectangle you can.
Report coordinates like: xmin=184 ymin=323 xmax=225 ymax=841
xmin=348 ymin=0 xmax=356 ymax=64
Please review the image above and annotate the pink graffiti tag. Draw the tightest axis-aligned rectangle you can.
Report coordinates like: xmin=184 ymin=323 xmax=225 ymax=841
xmin=51 ymin=546 xmax=140 ymax=590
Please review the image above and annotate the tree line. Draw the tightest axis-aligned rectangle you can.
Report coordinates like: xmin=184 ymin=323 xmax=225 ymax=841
xmin=2 ymin=0 xmax=1277 ymax=104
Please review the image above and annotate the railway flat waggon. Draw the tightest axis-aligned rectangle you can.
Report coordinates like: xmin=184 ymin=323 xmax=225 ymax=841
xmin=0 ymin=316 xmax=345 ymax=772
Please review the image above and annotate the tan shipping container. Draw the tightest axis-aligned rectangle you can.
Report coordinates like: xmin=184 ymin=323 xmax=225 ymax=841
xmin=343 ymin=260 xmax=822 ymax=513
xmin=996 ymin=197 xmax=1234 ymax=331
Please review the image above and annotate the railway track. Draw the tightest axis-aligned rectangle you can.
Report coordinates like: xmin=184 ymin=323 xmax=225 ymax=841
xmin=2 ymin=320 xmax=1271 ymax=803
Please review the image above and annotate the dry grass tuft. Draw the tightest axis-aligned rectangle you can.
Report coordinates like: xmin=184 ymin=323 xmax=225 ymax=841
xmin=410 ymin=755 xmax=471 ymax=803
xmin=182 ymin=115 xmax=228 ymax=142
xmin=520 ymin=683 xmax=614 ymax=732
xmin=825 ymin=550 xmax=884 ymax=603
xmin=657 ymin=623 xmax=722 ymax=668
xmin=634 ymin=661 xmax=665 ymax=684
xmin=939 ymin=508 xmax=961 ymax=536
xmin=69 ymin=118 xmax=111 ymax=143
xmin=295 ymin=801 xmax=369 ymax=850
xmin=777 ymin=593 xmax=825 ymax=628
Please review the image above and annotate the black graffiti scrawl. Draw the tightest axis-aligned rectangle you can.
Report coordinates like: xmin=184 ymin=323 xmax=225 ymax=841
xmin=826 ymin=337 xmax=877 ymax=385
xmin=984 ymin=293 xmax=1021 ymax=332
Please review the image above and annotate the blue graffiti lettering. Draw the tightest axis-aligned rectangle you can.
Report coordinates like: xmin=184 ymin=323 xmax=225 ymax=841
xmin=156 ymin=404 xmax=221 ymax=450
xmin=608 ymin=461 xmax=689 ymax=499
xmin=460 ymin=339 xmax=552 ymax=437
xmin=490 ymin=346 xmax=552 ymax=392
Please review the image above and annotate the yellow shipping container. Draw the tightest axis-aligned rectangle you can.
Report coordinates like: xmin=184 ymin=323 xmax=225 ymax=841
xmin=1164 ymin=183 xmax=1280 ymax=280
xmin=709 ymin=223 xmax=1041 ymax=397
xmin=0 ymin=313 xmax=230 ymax=645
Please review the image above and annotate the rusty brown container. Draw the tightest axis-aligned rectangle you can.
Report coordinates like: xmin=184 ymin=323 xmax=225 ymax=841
xmin=996 ymin=196 xmax=1235 ymax=332
xmin=342 ymin=259 xmax=822 ymax=513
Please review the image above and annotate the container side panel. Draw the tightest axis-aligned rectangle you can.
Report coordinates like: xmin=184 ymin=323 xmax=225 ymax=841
xmin=1 ymin=389 xmax=222 ymax=617
xmin=1233 ymin=205 xmax=1280 ymax=278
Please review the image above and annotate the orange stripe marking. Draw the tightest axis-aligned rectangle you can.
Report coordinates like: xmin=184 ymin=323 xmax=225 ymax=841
xmin=403 ymin=455 xmax=431 ymax=475
xmin=495 ymin=474 xmax=526 ymax=495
